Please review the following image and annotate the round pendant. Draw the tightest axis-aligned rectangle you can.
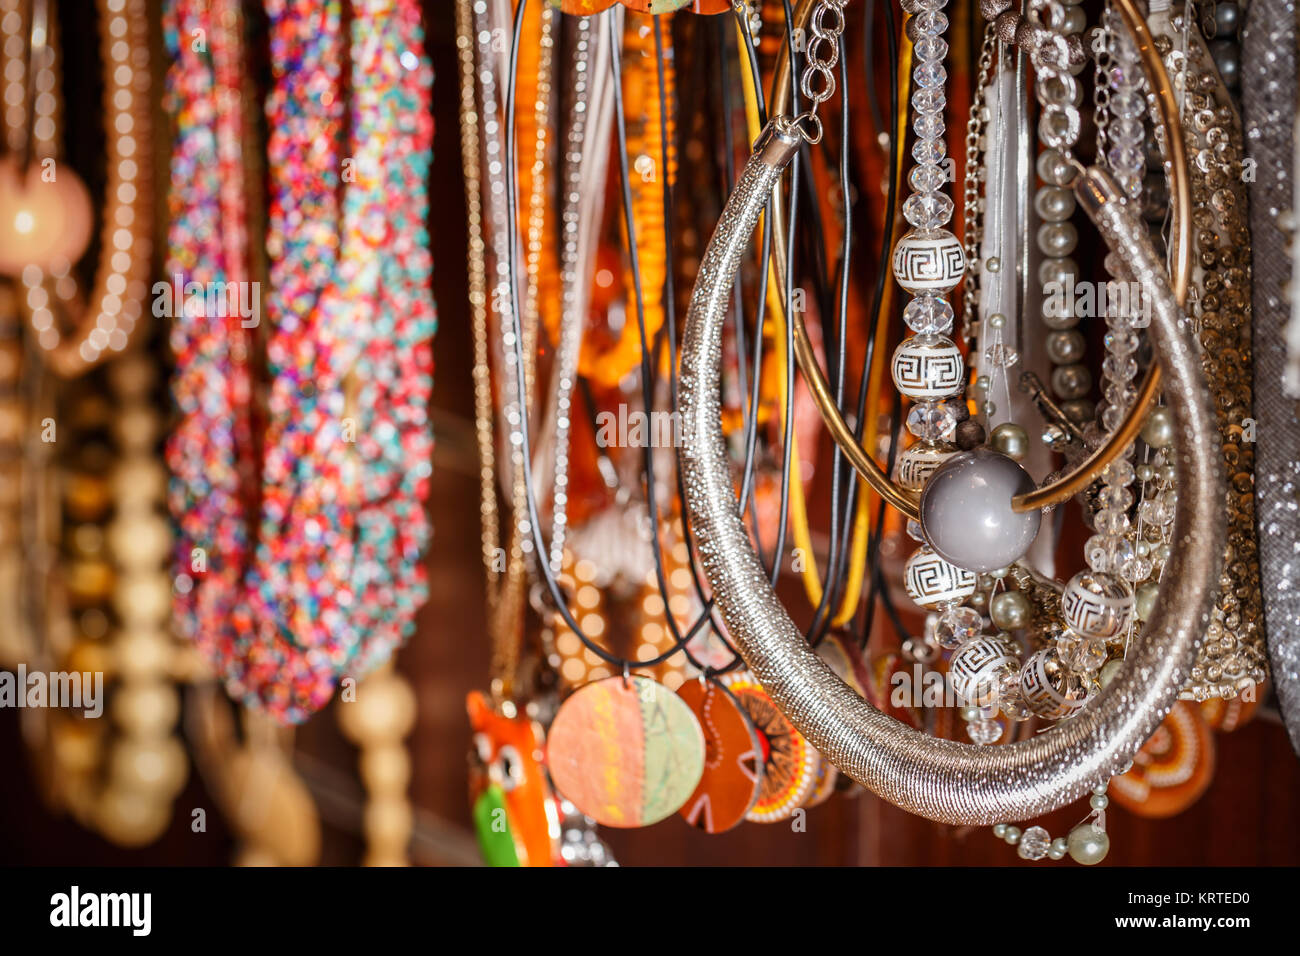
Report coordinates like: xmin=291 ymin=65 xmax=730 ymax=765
xmin=676 ymin=678 xmax=763 ymax=833
xmin=546 ymin=675 xmax=705 ymax=828
xmin=725 ymin=673 xmax=819 ymax=823
xmin=802 ymin=754 xmax=840 ymax=809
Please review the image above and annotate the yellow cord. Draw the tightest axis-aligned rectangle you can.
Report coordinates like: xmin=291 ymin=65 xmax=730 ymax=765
xmin=733 ymin=22 xmax=910 ymax=625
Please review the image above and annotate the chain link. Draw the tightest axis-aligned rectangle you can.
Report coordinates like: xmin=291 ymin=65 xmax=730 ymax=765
xmin=962 ymin=23 xmax=999 ymax=341
xmin=787 ymin=0 xmax=850 ymax=143
xmin=1030 ymin=0 xmax=1081 ymax=163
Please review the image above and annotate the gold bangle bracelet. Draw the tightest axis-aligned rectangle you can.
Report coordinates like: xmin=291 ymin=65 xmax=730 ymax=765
xmin=767 ymin=0 xmax=1190 ymax=521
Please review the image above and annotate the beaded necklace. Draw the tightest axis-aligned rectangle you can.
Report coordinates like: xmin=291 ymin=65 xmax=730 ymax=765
xmin=166 ymin=0 xmax=435 ymax=722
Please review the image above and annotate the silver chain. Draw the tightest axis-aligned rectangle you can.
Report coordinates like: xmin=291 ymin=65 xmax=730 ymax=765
xmin=782 ymin=0 xmax=851 ymax=144
xmin=962 ymin=23 xmax=999 ymax=343
xmin=1029 ymin=0 xmax=1081 ymax=165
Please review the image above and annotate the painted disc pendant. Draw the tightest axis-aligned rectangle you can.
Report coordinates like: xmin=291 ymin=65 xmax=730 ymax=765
xmin=725 ymin=673 xmax=819 ymax=823
xmin=676 ymin=678 xmax=763 ymax=833
xmin=546 ymin=675 xmax=705 ymax=828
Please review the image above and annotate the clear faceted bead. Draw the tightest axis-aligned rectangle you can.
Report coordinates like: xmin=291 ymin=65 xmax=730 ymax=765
xmin=1098 ymin=485 xmax=1133 ymax=510
xmin=1119 ymin=555 xmax=1153 ymax=583
xmin=1103 ymin=354 xmax=1138 ymax=381
xmin=934 ymin=605 xmax=983 ymax=648
xmin=1063 ymin=634 xmax=1109 ymax=672
xmin=909 ymin=162 xmax=947 ymax=193
xmin=912 ymin=10 xmax=948 ymax=35
xmin=1093 ymin=507 xmax=1131 ymax=534
xmin=983 ymin=343 xmax=1020 ymax=368
xmin=1018 ymin=826 xmax=1051 ymax=860
xmin=913 ymin=111 xmax=945 ymax=141
xmin=912 ymin=88 xmax=946 ymax=115
xmin=1104 ymin=330 xmax=1139 ymax=354
xmin=903 ymin=293 xmax=954 ymax=333
xmin=967 ymin=717 xmax=1003 ymax=746
xmin=1107 ymin=144 xmax=1145 ymax=172
xmin=1109 ymin=117 xmax=1145 ymax=145
xmin=1111 ymin=91 xmax=1145 ymax=119
xmin=1103 ymin=382 xmax=1137 ymax=408
xmin=912 ymin=136 xmax=947 ymax=165
xmin=913 ymin=60 xmax=947 ymax=89
xmin=1086 ymin=533 xmax=1134 ymax=573
xmin=1103 ymin=458 xmax=1135 ymax=486
xmin=913 ymin=35 xmax=949 ymax=62
xmin=903 ymin=192 xmax=954 ymax=229
xmin=1138 ymin=498 xmax=1169 ymax=524
xmin=906 ymin=400 xmax=959 ymax=441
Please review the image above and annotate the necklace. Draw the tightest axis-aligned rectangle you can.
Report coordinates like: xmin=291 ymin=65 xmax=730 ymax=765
xmin=0 ymin=0 xmax=152 ymax=377
xmin=166 ymin=0 xmax=436 ymax=722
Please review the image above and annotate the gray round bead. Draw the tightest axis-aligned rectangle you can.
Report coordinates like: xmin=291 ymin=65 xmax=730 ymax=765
xmin=1034 ymin=186 xmax=1076 ymax=222
xmin=1037 ymin=221 xmax=1079 ymax=257
xmin=1214 ymin=2 xmax=1239 ymax=34
xmin=919 ymin=449 xmax=1042 ymax=573
xmin=1051 ymin=363 xmax=1092 ymax=400
xmin=1036 ymin=148 xmax=1074 ymax=186
xmin=1046 ymin=329 xmax=1086 ymax=364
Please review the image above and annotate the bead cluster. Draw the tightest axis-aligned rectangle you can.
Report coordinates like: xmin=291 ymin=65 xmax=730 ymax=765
xmin=1157 ymin=16 xmax=1266 ymax=700
xmin=167 ymin=0 xmax=436 ymax=722
xmin=992 ymin=780 xmax=1113 ymax=864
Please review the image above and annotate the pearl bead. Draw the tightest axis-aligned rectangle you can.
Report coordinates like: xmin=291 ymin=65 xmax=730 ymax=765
xmin=1067 ymin=824 xmax=1110 ymax=865
xmin=1210 ymin=45 xmax=1239 ymax=89
xmin=1090 ymin=794 xmax=1109 ymax=810
xmin=1214 ymin=2 xmax=1239 ymax=34
xmin=987 ymin=311 xmax=1006 ymax=329
xmin=990 ymin=589 xmax=1031 ymax=630
xmin=1141 ymin=405 xmax=1175 ymax=448
xmin=919 ymin=449 xmax=1041 ymax=573
xmin=1037 ymin=221 xmax=1079 ymax=257
xmin=1035 ymin=185 xmax=1076 ymax=222
xmin=1051 ymin=363 xmax=1092 ymax=400
xmin=1038 ymin=255 xmax=1078 ymax=287
xmin=992 ymin=823 xmax=1008 ymax=838
xmin=1046 ymin=329 xmax=1085 ymax=364
xmin=1036 ymin=148 xmax=1073 ymax=186
xmin=986 ymin=256 xmax=1001 ymax=274
xmin=1060 ymin=4 xmax=1086 ymax=33
xmin=1049 ymin=837 xmax=1068 ymax=860
xmin=990 ymin=421 xmax=1029 ymax=461
xmin=1134 ymin=581 xmax=1159 ymax=622
xmin=1004 ymin=825 xmax=1022 ymax=845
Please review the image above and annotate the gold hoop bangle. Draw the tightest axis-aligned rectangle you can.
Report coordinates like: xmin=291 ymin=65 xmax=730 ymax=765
xmin=767 ymin=0 xmax=1190 ymax=521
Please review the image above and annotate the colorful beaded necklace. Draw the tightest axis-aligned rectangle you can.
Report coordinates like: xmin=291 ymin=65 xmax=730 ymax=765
xmin=165 ymin=0 xmax=436 ymax=723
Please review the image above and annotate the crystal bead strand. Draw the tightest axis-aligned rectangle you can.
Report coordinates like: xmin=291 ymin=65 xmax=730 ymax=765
xmin=894 ymin=0 xmax=978 ymax=632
